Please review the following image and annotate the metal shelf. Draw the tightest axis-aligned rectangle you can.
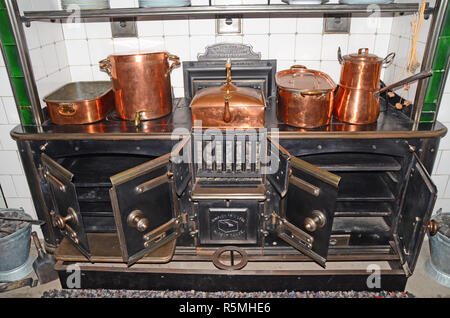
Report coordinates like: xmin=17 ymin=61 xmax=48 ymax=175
xmin=22 ymin=3 xmax=431 ymax=21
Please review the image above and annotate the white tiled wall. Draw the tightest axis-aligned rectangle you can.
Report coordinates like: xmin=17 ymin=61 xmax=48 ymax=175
xmin=0 ymin=51 xmax=42 ymax=236
xmin=0 ymin=0 xmax=449 ymax=233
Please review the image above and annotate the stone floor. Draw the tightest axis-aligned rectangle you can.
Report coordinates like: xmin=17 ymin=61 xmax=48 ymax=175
xmin=1 ymin=237 xmax=449 ymax=298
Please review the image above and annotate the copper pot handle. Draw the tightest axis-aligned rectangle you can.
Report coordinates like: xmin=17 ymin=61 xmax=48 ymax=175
xmin=99 ymin=58 xmax=112 ymax=77
xmin=382 ymin=52 xmax=396 ymax=67
xmin=135 ymin=110 xmax=155 ymax=128
xmin=300 ymin=90 xmax=327 ymax=97
xmin=57 ymin=103 xmax=76 ymax=116
xmin=166 ymin=54 xmax=180 ymax=77
xmin=337 ymin=47 xmax=344 ymax=65
xmin=291 ymin=65 xmax=307 ymax=69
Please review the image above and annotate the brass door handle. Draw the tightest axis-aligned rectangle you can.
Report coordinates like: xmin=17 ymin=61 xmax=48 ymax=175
xmin=127 ymin=210 xmax=149 ymax=232
xmin=44 ymin=171 xmax=66 ymax=192
xmin=50 ymin=208 xmax=80 ymax=244
xmin=304 ymin=210 xmax=326 ymax=232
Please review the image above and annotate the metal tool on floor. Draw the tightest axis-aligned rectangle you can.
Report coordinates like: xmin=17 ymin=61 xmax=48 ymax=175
xmin=0 ymin=277 xmax=37 ymax=293
xmin=31 ymin=232 xmax=58 ymax=284
xmin=0 ymin=216 xmax=45 ymax=226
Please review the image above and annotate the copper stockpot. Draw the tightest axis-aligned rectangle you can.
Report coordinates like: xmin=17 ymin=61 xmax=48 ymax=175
xmin=99 ymin=52 xmax=180 ymax=124
xmin=333 ymin=47 xmax=395 ymax=124
xmin=190 ymin=60 xmax=266 ymax=129
xmin=44 ymin=81 xmax=114 ymax=125
xmin=334 ymin=47 xmax=433 ymax=125
xmin=276 ymin=65 xmax=337 ymax=128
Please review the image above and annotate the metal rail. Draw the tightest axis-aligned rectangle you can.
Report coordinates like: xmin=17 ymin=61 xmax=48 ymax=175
xmin=22 ymin=4 xmax=430 ymax=21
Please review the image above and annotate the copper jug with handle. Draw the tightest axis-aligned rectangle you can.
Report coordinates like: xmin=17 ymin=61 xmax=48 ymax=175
xmin=99 ymin=52 xmax=180 ymax=125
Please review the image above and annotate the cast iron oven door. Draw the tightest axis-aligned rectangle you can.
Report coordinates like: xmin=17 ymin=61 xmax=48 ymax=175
xmin=393 ymin=152 xmax=437 ymax=276
xmin=41 ymin=153 xmax=91 ymax=260
xmin=109 ymin=137 xmax=191 ymax=266
xmin=269 ymin=141 xmax=341 ymax=267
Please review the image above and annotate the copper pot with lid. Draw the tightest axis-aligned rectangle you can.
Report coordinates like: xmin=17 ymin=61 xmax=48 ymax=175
xmin=99 ymin=52 xmax=180 ymax=125
xmin=334 ymin=47 xmax=432 ymax=125
xmin=190 ymin=59 xmax=266 ymax=129
xmin=276 ymin=65 xmax=337 ymax=128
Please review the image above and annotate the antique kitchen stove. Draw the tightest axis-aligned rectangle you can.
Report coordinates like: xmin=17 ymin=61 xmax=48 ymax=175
xmin=5 ymin=0 xmax=449 ymax=289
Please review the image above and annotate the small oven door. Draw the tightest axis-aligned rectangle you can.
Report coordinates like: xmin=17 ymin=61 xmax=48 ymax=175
xmin=268 ymin=140 xmax=341 ymax=267
xmin=393 ymin=152 xmax=437 ymax=276
xmin=109 ymin=137 xmax=191 ymax=266
xmin=41 ymin=153 xmax=91 ymax=260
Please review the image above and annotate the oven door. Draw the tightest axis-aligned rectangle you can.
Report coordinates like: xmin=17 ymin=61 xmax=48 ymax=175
xmin=109 ymin=137 xmax=191 ymax=266
xmin=268 ymin=141 xmax=341 ymax=267
xmin=41 ymin=153 xmax=91 ymax=260
xmin=393 ymin=152 xmax=437 ymax=276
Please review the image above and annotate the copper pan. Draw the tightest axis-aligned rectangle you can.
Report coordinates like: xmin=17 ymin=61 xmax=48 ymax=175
xmin=276 ymin=65 xmax=336 ymax=128
xmin=99 ymin=52 xmax=180 ymax=125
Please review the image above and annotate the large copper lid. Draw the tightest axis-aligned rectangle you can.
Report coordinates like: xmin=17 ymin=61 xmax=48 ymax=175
xmin=276 ymin=65 xmax=336 ymax=93
xmin=190 ymin=60 xmax=265 ymax=124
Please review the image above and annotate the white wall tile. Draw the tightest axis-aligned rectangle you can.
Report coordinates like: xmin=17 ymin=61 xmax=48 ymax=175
xmin=113 ymin=37 xmax=140 ymax=54
xmin=62 ymin=22 xmax=87 ymax=40
xmin=29 ymin=49 xmax=46 ymax=81
xmin=377 ymin=15 xmax=394 ymax=34
xmin=350 ymin=16 xmax=377 ymax=34
xmin=294 ymin=60 xmax=321 ymax=71
xmin=321 ymin=34 xmax=348 ymax=61
xmin=37 ymin=22 xmax=64 ymax=46
xmin=295 ymin=34 xmax=321 ymax=61
xmin=191 ymin=0 xmax=210 ymax=4
xmin=190 ymin=35 xmax=216 ymax=60
xmin=374 ymin=34 xmax=391 ymax=58
xmin=91 ymin=65 xmax=110 ymax=81
xmin=432 ymin=174 xmax=449 ymax=196
xmin=270 ymin=18 xmax=296 ymax=34
xmin=243 ymin=18 xmax=269 ymax=35
xmin=139 ymin=37 xmax=165 ymax=53
xmin=85 ymin=22 xmax=112 ymax=39
xmin=55 ymin=41 xmax=69 ymax=69
xmin=277 ymin=60 xmax=296 ymax=71
xmin=437 ymin=93 xmax=450 ymax=123
xmin=41 ymin=44 xmax=60 ymax=75
xmin=320 ymin=60 xmax=341 ymax=84
xmin=109 ymin=0 xmax=138 ymax=8
xmin=269 ymin=34 xmax=295 ymax=60
xmin=65 ymin=39 xmax=91 ymax=65
xmin=12 ymin=175 xmax=31 ymax=198
xmin=297 ymin=16 xmax=323 ymax=34
xmin=242 ymin=35 xmax=269 ymax=60
xmin=0 ymin=151 xmax=23 ymax=175
xmin=1 ymin=97 xmax=20 ymax=124
xmin=0 ymin=175 xmax=16 ymax=198
xmin=189 ymin=18 xmax=216 ymax=36
xmin=215 ymin=35 xmax=243 ymax=44
xmin=69 ymin=65 xmax=93 ymax=81
xmin=348 ymin=34 xmax=375 ymax=55
xmin=165 ymin=36 xmax=191 ymax=62
xmin=24 ymin=25 xmax=41 ymax=50
xmin=163 ymin=19 xmax=189 ymax=36
xmin=0 ymin=68 xmax=13 ymax=96
xmin=436 ymin=150 xmax=450 ymax=175
xmin=87 ymin=38 xmax=114 ymax=65
xmin=0 ymin=99 xmax=8 ymax=124
xmin=0 ymin=125 xmax=18 ymax=151
xmin=5 ymin=197 xmax=36 ymax=219
xmin=138 ymin=20 xmax=164 ymax=37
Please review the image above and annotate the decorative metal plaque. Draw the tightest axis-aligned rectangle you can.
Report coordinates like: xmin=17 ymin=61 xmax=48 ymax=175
xmin=197 ymin=43 xmax=261 ymax=61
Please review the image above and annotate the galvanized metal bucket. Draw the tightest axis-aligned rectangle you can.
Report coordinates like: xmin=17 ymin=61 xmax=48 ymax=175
xmin=0 ymin=209 xmax=32 ymax=272
xmin=426 ymin=211 xmax=450 ymax=288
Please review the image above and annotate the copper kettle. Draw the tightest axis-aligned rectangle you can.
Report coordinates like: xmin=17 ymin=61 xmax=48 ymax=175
xmin=334 ymin=47 xmax=432 ymax=125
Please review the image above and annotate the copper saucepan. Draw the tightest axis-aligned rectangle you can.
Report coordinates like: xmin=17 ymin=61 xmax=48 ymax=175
xmin=99 ymin=52 xmax=180 ymax=126
xmin=276 ymin=65 xmax=337 ymax=128
xmin=334 ymin=47 xmax=432 ymax=125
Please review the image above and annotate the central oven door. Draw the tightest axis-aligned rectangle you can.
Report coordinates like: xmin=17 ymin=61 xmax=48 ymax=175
xmin=41 ymin=153 xmax=91 ymax=260
xmin=109 ymin=137 xmax=191 ymax=266
xmin=268 ymin=140 xmax=341 ymax=267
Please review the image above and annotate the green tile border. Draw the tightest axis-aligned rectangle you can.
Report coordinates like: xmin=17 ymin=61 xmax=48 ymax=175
xmin=0 ymin=0 xmax=34 ymax=125
xmin=421 ymin=3 xmax=450 ymax=123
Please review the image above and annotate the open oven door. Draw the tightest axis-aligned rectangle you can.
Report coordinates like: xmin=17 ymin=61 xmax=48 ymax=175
xmin=109 ymin=137 xmax=191 ymax=266
xmin=267 ymin=140 xmax=341 ymax=267
xmin=393 ymin=152 xmax=437 ymax=276
xmin=41 ymin=153 xmax=91 ymax=260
